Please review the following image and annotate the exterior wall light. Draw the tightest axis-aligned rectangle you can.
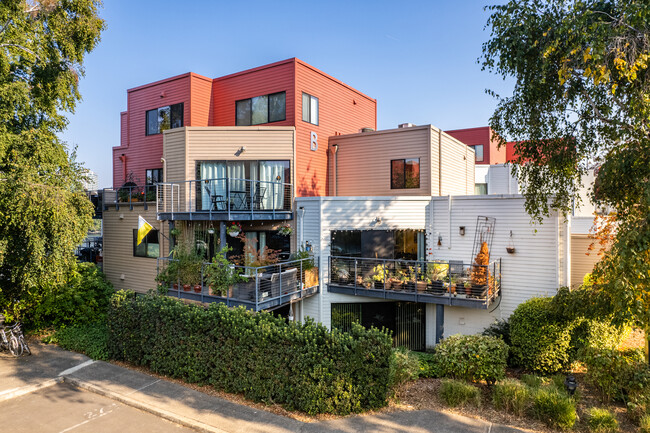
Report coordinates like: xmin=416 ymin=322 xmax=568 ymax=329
xmin=459 ymin=226 xmax=465 ymax=236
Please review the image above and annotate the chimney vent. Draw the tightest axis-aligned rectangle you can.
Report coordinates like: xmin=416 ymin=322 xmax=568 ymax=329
xmin=398 ymin=123 xmax=416 ymax=128
xmin=359 ymin=127 xmax=375 ymax=133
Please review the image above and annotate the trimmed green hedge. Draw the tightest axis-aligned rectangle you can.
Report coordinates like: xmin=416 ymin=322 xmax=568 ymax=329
xmin=434 ymin=334 xmax=508 ymax=384
xmin=55 ymin=322 xmax=109 ymax=360
xmin=509 ymin=297 xmax=572 ymax=374
xmin=107 ymin=291 xmax=393 ymax=415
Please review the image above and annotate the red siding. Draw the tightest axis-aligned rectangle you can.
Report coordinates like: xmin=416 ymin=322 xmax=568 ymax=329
xmin=445 ymin=126 xmax=506 ymax=165
xmin=114 ymin=58 xmax=377 ymax=197
xmin=113 ymin=73 xmax=204 ymax=188
xmin=211 ymin=60 xmax=295 ymax=128
xmin=294 ymin=60 xmax=376 ymax=196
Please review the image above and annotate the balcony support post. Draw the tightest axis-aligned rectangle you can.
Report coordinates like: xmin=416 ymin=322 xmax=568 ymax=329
xmin=435 ymin=304 xmax=445 ymax=344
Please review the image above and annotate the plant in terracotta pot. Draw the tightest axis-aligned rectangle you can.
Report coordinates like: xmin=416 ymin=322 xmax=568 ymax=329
xmin=172 ymin=243 xmax=204 ymax=292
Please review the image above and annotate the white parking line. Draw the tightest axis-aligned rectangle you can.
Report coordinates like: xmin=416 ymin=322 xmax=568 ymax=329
xmin=57 ymin=403 xmax=117 ymax=433
xmin=58 ymin=360 xmax=95 ymax=376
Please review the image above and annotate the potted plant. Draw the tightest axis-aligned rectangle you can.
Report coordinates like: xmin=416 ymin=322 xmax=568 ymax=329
xmin=470 ymin=241 xmax=490 ymax=297
xmin=172 ymin=243 xmax=204 ymax=292
xmin=391 ymin=269 xmax=407 ymax=291
xmin=362 ymin=275 xmax=374 ymax=289
xmin=227 ymin=222 xmax=242 ymax=238
xmin=205 ymin=246 xmax=242 ymax=297
xmin=372 ymin=263 xmax=389 ymax=290
xmin=426 ymin=263 xmax=447 ymax=295
xmin=290 ymin=248 xmax=318 ymax=287
xmin=404 ymin=266 xmax=417 ymax=292
xmin=278 ymin=223 xmax=293 ymax=236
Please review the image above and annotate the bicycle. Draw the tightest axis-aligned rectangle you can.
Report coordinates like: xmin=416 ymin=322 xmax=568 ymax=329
xmin=0 ymin=315 xmax=30 ymax=356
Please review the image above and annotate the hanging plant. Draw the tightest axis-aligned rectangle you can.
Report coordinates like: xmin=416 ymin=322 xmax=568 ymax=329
xmin=169 ymin=227 xmax=181 ymax=237
xmin=227 ymin=222 xmax=242 ymax=238
xmin=278 ymin=224 xmax=293 ymax=236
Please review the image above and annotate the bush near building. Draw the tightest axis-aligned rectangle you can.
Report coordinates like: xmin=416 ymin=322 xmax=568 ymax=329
xmin=107 ymin=291 xmax=393 ymax=415
xmin=439 ymin=379 xmax=481 ymax=407
xmin=434 ymin=334 xmax=508 ymax=384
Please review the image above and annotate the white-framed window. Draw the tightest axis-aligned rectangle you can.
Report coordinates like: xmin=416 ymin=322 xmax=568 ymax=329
xmin=302 ymin=92 xmax=319 ymax=125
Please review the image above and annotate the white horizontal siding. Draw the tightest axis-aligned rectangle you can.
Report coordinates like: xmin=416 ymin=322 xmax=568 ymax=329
xmin=427 ymin=195 xmax=562 ymax=318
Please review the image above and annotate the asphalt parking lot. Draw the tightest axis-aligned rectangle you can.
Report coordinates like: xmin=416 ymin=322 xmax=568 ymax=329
xmin=0 ymin=382 xmax=195 ymax=433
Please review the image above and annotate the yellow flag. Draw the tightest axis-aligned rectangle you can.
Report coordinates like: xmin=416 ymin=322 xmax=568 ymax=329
xmin=137 ymin=215 xmax=153 ymax=245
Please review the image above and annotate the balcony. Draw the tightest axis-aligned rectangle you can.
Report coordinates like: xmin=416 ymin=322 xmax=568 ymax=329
xmin=102 ymin=185 xmax=157 ymax=211
xmin=329 ymin=256 xmax=501 ymax=309
xmin=156 ymin=257 xmax=319 ymax=312
xmin=156 ymin=177 xmax=293 ymax=221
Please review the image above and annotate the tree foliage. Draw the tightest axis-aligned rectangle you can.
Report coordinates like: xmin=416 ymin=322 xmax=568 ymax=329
xmin=0 ymin=0 xmax=104 ymax=319
xmin=482 ymin=1 xmax=650 ymax=329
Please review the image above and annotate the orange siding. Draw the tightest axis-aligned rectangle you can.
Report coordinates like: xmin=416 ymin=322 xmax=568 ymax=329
xmin=189 ymin=73 xmax=213 ymax=127
xmin=294 ymin=60 xmax=376 ymax=196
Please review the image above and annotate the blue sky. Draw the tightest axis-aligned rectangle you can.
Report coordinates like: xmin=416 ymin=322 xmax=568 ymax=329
xmin=61 ymin=0 xmax=513 ymax=187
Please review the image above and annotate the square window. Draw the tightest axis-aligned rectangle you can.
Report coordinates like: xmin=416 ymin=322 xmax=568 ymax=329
xmin=471 ymin=144 xmax=484 ymax=162
xmin=391 ymin=158 xmax=420 ymax=189
xmin=133 ymin=229 xmax=160 ymax=258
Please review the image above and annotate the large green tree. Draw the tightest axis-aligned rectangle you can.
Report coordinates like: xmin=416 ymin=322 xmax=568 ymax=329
xmin=482 ymin=1 xmax=650 ymax=329
xmin=0 ymin=0 xmax=104 ymax=319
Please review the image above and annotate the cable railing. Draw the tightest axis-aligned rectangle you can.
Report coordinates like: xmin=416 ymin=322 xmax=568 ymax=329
xmin=156 ymin=177 xmax=293 ymax=219
xmin=102 ymin=185 xmax=157 ymax=211
xmin=156 ymin=256 xmax=319 ymax=311
xmin=329 ymin=256 xmax=501 ymax=307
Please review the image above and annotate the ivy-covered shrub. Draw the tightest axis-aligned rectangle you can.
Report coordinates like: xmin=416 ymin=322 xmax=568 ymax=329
xmin=482 ymin=319 xmax=511 ymax=346
xmin=531 ymin=387 xmax=577 ymax=431
xmin=439 ymin=379 xmax=481 ymax=407
xmin=569 ymin=318 xmax=626 ymax=361
xmin=509 ymin=297 xmax=572 ymax=374
xmin=388 ymin=347 xmax=420 ymax=393
xmin=107 ymin=291 xmax=393 ymax=415
xmin=492 ymin=378 xmax=531 ymax=416
xmin=580 ymin=347 xmax=645 ymax=402
xmin=434 ymin=334 xmax=508 ymax=385
xmin=31 ymin=262 xmax=113 ymax=329
xmin=54 ymin=321 xmax=109 ymax=360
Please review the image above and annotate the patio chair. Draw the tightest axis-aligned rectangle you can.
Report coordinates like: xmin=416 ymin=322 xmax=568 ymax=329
xmin=245 ymin=185 xmax=267 ymax=210
xmin=204 ymin=185 xmax=226 ymax=211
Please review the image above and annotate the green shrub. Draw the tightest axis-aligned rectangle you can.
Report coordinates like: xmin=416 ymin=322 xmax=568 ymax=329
xmin=520 ymin=374 xmax=543 ymax=388
xmin=389 ymin=347 xmax=420 ymax=392
xmin=482 ymin=319 xmax=511 ymax=346
xmin=509 ymin=297 xmax=572 ymax=374
xmin=626 ymin=367 xmax=650 ymax=419
xmin=640 ymin=414 xmax=650 ymax=433
xmin=31 ymin=262 xmax=113 ymax=329
xmin=439 ymin=379 xmax=481 ymax=407
xmin=581 ymin=347 xmax=645 ymax=402
xmin=414 ymin=351 xmax=439 ymax=378
xmin=570 ymin=319 xmax=625 ymax=360
xmin=586 ymin=408 xmax=618 ymax=433
xmin=106 ymin=291 xmax=393 ymax=415
xmin=434 ymin=334 xmax=508 ymax=384
xmin=531 ymin=387 xmax=577 ymax=430
xmin=55 ymin=322 xmax=109 ymax=360
xmin=492 ymin=378 xmax=531 ymax=416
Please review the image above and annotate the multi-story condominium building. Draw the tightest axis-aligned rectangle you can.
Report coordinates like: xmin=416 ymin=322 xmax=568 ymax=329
xmin=102 ymin=59 xmax=602 ymax=351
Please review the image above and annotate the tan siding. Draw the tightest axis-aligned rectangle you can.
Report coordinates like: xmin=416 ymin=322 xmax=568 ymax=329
xmin=330 ymin=127 xmax=431 ymax=196
xmin=103 ymin=206 xmax=168 ymax=293
xmin=440 ymin=132 xmax=475 ymax=195
xmin=571 ymin=235 xmax=601 ymax=287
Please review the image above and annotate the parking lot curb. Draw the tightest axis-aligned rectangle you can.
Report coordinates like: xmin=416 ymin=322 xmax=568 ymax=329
xmin=62 ymin=376 xmax=229 ymax=433
xmin=0 ymin=377 xmax=63 ymax=402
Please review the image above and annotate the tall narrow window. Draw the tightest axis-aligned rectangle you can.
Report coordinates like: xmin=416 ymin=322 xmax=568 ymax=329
xmin=470 ymin=144 xmax=484 ymax=162
xmin=391 ymin=158 xmax=420 ymax=189
xmin=235 ymin=91 xmax=285 ymax=125
xmin=302 ymin=92 xmax=319 ymax=125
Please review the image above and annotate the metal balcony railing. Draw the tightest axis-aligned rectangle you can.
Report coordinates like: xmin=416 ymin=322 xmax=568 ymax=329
xmin=156 ymin=177 xmax=292 ymax=220
xmin=329 ymin=256 xmax=501 ymax=309
xmin=156 ymin=256 xmax=319 ymax=311
xmin=102 ymin=185 xmax=157 ymax=211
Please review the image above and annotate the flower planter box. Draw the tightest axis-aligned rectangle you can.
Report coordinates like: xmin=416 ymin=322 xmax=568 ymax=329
xmin=427 ymin=280 xmax=445 ymax=295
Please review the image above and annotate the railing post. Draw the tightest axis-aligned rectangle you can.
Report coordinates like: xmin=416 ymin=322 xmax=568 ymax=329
xmin=226 ymin=177 xmax=231 ymax=220
xmin=171 ymin=184 xmax=174 ymax=218
xmin=272 ymin=181 xmax=276 ymax=219
xmin=383 ymin=258 xmax=387 ymax=299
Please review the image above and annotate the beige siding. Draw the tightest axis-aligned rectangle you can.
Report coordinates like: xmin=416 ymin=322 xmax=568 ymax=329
xmin=162 ymin=127 xmax=296 ymax=210
xmin=439 ymin=131 xmax=475 ymax=196
xmin=331 ymin=127 xmax=431 ymax=196
xmin=571 ymin=235 xmax=601 ymax=287
xmin=103 ymin=205 xmax=169 ymax=293
xmin=329 ymin=125 xmax=474 ymax=197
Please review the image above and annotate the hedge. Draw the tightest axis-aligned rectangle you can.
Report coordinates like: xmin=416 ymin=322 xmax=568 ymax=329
xmin=434 ymin=334 xmax=508 ymax=384
xmin=107 ymin=291 xmax=393 ymax=415
xmin=509 ymin=297 xmax=572 ymax=374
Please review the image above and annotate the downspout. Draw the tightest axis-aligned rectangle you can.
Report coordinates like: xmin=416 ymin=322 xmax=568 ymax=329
xmin=160 ymin=157 xmax=167 ymax=182
xmin=330 ymin=144 xmax=339 ymax=196
xmin=438 ymin=129 xmax=442 ymax=196
xmin=448 ymin=195 xmax=452 ymax=250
